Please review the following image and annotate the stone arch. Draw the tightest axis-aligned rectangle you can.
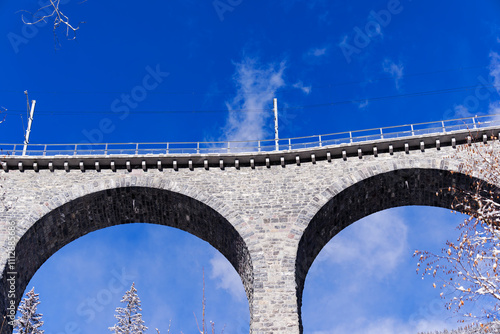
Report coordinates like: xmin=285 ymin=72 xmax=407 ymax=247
xmin=0 ymin=185 xmax=252 ymax=334
xmin=295 ymin=167 xmax=492 ymax=332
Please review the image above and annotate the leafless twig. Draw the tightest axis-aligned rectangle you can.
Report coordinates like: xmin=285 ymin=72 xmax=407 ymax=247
xmin=192 ymin=269 xmax=226 ymax=334
xmin=0 ymin=105 xmax=7 ymax=124
xmin=20 ymin=0 xmax=84 ymax=48
xmin=415 ymin=131 xmax=500 ymax=327
xmin=156 ymin=321 xmax=171 ymax=334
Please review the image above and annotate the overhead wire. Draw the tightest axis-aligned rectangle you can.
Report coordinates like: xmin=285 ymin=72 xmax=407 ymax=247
xmin=0 ymin=64 xmax=489 ymax=97
xmin=281 ymin=84 xmax=500 ymax=111
xmin=3 ymin=83 xmax=498 ymax=116
xmin=4 ymin=108 xmax=272 ymax=115
xmin=286 ymin=64 xmax=489 ymax=91
xmin=0 ymin=63 xmax=495 ymax=116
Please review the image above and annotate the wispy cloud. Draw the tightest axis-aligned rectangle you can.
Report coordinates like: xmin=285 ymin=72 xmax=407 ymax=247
xmin=210 ymin=253 xmax=246 ymax=301
xmin=293 ymin=81 xmax=312 ymax=94
xmin=383 ymin=59 xmax=404 ymax=90
xmin=318 ymin=11 xmax=331 ymax=25
xmin=452 ymin=104 xmax=474 ymax=118
xmin=222 ymin=57 xmax=286 ymax=142
xmin=324 ymin=317 xmax=451 ymax=334
xmin=358 ymin=100 xmax=369 ymax=109
xmin=308 ymin=47 xmax=327 ymax=57
xmin=317 ymin=210 xmax=408 ymax=280
xmin=489 ymin=50 xmax=500 ymax=115
xmin=304 ymin=45 xmax=330 ymax=65
xmin=490 ymin=101 xmax=500 ymax=114
xmin=490 ymin=51 xmax=500 ymax=94
xmin=303 ymin=207 xmax=466 ymax=334
xmin=446 ymin=49 xmax=500 ymax=119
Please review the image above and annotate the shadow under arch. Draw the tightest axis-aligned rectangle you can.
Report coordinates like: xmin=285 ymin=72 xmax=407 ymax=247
xmin=295 ymin=167 xmax=491 ymax=333
xmin=0 ymin=186 xmax=253 ymax=334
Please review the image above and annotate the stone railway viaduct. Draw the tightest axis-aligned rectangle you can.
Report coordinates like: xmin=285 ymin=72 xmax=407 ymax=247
xmin=1 ymin=125 xmax=500 ymax=333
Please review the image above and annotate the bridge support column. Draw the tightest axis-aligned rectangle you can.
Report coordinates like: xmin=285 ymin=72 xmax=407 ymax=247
xmin=248 ymin=235 xmax=301 ymax=334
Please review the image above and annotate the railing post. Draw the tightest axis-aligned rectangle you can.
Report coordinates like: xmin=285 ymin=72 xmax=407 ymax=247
xmin=258 ymin=141 xmax=261 ymax=152
xmin=197 ymin=142 xmax=200 ymax=154
xmin=380 ymin=128 xmax=384 ymax=139
xmin=411 ymin=124 xmax=414 ymax=136
xmin=105 ymin=143 xmax=108 ymax=155
xmin=135 ymin=143 xmax=139 ymax=155
xmin=166 ymin=143 xmax=169 ymax=154
xmin=473 ymin=116 xmax=477 ymax=129
xmin=288 ymin=138 xmax=291 ymax=151
xmin=349 ymin=131 xmax=353 ymax=143
xmin=227 ymin=141 xmax=230 ymax=153
xmin=319 ymin=135 xmax=322 ymax=147
xmin=43 ymin=145 xmax=47 ymax=156
xmin=74 ymin=144 xmax=78 ymax=156
xmin=12 ymin=144 xmax=16 ymax=156
xmin=441 ymin=121 xmax=446 ymax=133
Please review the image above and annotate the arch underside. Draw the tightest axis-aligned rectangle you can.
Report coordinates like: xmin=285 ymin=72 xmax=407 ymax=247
xmin=0 ymin=187 xmax=252 ymax=334
xmin=295 ymin=168 xmax=489 ymax=331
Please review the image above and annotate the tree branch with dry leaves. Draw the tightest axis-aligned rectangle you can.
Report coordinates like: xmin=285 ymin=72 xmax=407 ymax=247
xmin=415 ymin=133 xmax=500 ymax=331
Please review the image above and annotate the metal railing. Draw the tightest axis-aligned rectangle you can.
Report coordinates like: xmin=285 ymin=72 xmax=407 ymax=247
xmin=1 ymin=114 xmax=499 ymax=157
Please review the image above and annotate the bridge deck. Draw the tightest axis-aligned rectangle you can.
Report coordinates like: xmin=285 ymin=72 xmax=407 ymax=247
xmin=1 ymin=115 xmax=499 ymax=170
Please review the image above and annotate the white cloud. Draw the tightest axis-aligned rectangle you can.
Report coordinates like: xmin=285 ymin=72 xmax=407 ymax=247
xmin=490 ymin=101 xmax=500 ymax=115
xmin=308 ymin=47 xmax=327 ymax=57
xmin=223 ymin=58 xmax=286 ymax=142
xmin=358 ymin=100 xmax=369 ymax=109
xmin=210 ymin=253 xmax=246 ymax=301
xmin=452 ymin=104 xmax=474 ymax=118
xmin=302 ymin=207 xmax=472 ymax=334
xmin=489 ymin=51 xmax=500 ymax=116
xmin=318 ymin=11 xmax=331 ymax=25
xmin=446 ymin=50 xmax=500 ymax=119
xmin=490 ymin=51 xmax=500 ymax=95
xmin=293 ymin=81 xmax=312 ymax=94
xmin=304 ymin=46 xmax=330 ymax=64
xmin=317 ymin=210 xmax=408 ymax=279
xmin=325 ymin=317 xmax=452 ymax=334
xmin=383 ymin=59 xmax=404 ymax=90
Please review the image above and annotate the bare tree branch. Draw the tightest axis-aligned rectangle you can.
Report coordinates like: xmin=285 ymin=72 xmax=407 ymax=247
xmin=191 ymin=269 xmax=226 ymax=334
xmin=415 ymin=132 xmax=500 ymax=329
xmin=0 ymin=106 xmax=6 ymax=124
xmin=20 ymin=0 xmax=84 ymax=47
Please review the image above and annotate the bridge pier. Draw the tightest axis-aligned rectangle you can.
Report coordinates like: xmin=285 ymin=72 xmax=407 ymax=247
xmin=248 ymin=237 xmax=301 ymax=333
xmin=250 ymin=279 xmax=301 ymax=333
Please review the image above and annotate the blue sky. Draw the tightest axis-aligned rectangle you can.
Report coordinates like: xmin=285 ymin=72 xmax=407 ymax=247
xmin=1 ymin=0 xmax=500 ymax=333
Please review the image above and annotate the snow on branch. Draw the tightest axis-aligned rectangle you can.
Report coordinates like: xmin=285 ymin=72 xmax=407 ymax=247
xmin=14 ymin=287 xmax=44 ymax=334
xmin=109 ymin=282 xmax=148 ymax=334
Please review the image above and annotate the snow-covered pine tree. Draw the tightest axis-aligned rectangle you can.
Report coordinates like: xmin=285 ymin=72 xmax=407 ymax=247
xmin=109 ymin=282 xmax=148 ymax=334
xmin=14 ymin=287 xmax=44 ymax=334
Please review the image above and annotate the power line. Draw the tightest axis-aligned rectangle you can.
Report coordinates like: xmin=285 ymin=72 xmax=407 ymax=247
xmin=4 ymin=108 xmax=273 ymax=115
xmin=281 ymin=84 xmax=500 ymax=111
xmin=4 ymin=83 xmax=498 ymax=116
xmin=288 ymin=64 xmax=489 ymax=91
xmin=0 ymin=65 xmax=489 ymax=97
